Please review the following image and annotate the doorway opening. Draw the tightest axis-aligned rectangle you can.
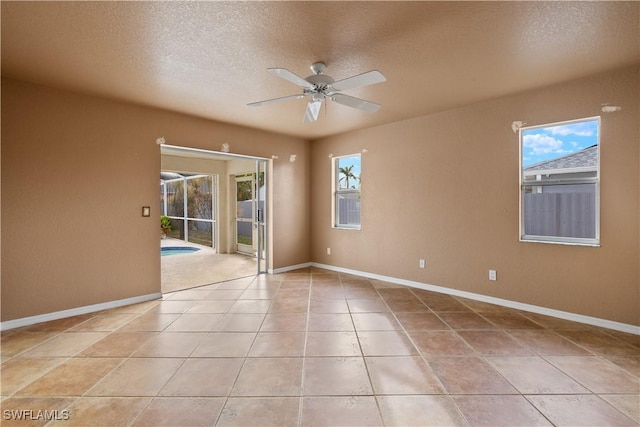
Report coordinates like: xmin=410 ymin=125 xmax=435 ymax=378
xmin=160 ymin=144 xmax=270 ymax=293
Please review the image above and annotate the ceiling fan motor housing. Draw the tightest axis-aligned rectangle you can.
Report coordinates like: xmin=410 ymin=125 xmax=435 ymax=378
xmin=305 ymin=74 xmax=334 ymax=94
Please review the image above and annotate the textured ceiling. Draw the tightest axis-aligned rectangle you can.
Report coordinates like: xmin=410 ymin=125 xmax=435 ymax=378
xmin=2 ymin=1 xmax=638 ymax=139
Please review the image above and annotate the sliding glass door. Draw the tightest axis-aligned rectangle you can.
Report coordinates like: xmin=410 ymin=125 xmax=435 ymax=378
xmin=235 ymin=175 xmax=254 ymax=255
xmin=234 ymin=161 xmax=268 ymax=273
xmin=256 ymin=160 xmax=267 ymax=273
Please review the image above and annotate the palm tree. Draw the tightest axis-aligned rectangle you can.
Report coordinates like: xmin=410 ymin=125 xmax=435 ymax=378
xmin=339 ymin=165 xmax=359 ymax=189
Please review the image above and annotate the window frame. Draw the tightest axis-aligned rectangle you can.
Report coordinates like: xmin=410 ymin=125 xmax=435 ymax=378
xmin=161 ymin=173 xmax=217 ymax=249
xmin=332 ymin=153 xmax=362 ymax=230
xmin=519 ymin=116 xmax=601 ymax=247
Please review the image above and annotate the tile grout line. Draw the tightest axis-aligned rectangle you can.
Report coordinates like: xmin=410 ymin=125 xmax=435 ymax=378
xmin=413 ymin=291 xmax=553 ymax=424
xmin=347 ymin=272 xmax=391 ymax=427
xmin=427 ymin=293 xmax=628 ymax=424
xmin=296 ymin=271 xmax=314 ymax=427
xmin=380 ymin=286 xmax=496 ymax=425
xmin=213 ymin=274 xmax=276 ymax=426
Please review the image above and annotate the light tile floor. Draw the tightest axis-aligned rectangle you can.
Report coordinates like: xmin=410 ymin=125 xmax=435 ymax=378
xmin=1 ymin=268 xmax=639 ymax=426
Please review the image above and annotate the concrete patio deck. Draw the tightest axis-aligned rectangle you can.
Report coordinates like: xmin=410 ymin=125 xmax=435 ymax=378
xmin=161 ymin=238 xmax=257 ymax=293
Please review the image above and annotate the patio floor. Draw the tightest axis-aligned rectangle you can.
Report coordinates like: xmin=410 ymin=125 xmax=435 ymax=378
xmin=161 ymin=239 xmax=257 ymax=293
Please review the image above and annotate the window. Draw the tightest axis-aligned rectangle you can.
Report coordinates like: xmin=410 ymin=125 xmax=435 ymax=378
xmin=520 ymin=117 xmax=600 ymax=246
xmin=333 ymin=154 xmax=361 ymax=229
xmin=161 ymin=173 xmax=216 ymax=248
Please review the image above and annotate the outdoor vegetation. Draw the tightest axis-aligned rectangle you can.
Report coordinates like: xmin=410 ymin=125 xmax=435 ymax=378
xmin=162 ymin=175 xmax=214 ymax=247
xmin=339 ymin=164 xmax=360 ymax=189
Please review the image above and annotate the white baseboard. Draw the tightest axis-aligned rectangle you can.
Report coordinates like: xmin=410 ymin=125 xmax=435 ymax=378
xmin=0 ymin=293 xmax=163 ymax=331
xmin=269 ymin=262 xmax=313 ymax=275
xmin=311 ymin=262 xmax=640 ymax=335
xmin=5 ymin=264 xmax=636 ymax=336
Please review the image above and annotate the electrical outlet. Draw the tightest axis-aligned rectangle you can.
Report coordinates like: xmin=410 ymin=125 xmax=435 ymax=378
xmin=327 ymin=248 xmax=331 ymax=255
xmin=419 ymin=259 xmax=425 ymax=269
xmin=489 ymin=270 xmax=497 ymax=281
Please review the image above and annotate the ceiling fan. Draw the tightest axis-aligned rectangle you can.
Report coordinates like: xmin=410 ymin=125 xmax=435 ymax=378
xmin=248 ymin=62 xmax=386 ymax=122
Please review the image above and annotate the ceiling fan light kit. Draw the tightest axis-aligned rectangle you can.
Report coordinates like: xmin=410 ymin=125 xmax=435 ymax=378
xmin=248 ymin=62 xmax=386 ymax=122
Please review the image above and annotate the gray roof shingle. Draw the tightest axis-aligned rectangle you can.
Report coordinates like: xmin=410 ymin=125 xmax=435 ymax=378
xmin=524 ymin=145 xmax=598 ymax=172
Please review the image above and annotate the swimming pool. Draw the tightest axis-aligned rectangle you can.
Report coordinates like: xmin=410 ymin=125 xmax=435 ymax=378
xmin=161 ymin=246 xmax=201 ymax=256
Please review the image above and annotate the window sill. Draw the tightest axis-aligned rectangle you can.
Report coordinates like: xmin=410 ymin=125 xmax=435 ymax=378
xmin=333 ymin=226 xmax=362 ymax=231
xmin=520 ymin=237 xmax=600 ymax=247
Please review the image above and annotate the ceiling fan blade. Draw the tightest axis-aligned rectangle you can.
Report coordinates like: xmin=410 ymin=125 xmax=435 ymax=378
xmin=331 ymin=93 xmax=381 ymax=113
xmin=331 ymin=70 xmax=386 ymax=91
xmin=303 ymin=99 xmax=323 ymax=122
xmin=268 ymin=68 xmax=315 ymax=90
xmin=247 ymin=94 xmax=305 ymax=108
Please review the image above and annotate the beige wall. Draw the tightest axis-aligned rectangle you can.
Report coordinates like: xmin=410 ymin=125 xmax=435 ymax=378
xmin=1 ymin=78 xmax=310 ymax=321
xmin=2 ymin=65 xmax=637 ymax=326
xmin=311 ymin=65 xmax=639 ymax=326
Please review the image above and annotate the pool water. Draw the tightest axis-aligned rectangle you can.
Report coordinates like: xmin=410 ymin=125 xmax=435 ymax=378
xmin=161 ymin=246 xmax=201 ymax=256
